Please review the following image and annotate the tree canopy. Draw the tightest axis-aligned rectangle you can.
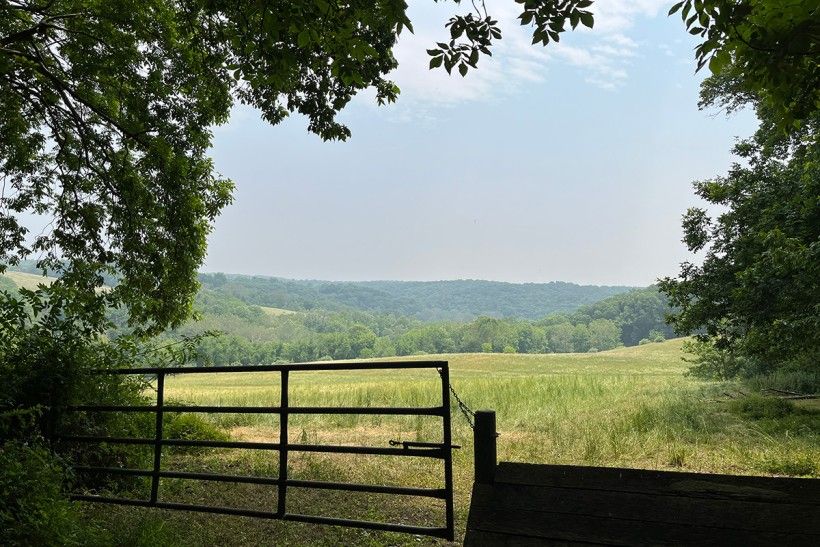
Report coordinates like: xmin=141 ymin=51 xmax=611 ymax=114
xmin=0 ymin=0 xmax=597 ymax=335
xmin=659 ymin=105 xmax=819 ymax=374
xmin=660 ymin=0 xmax=820 ymax=377
xmin=5 ymin=0 xmax=816 ymax=337
xmin=2 ymin=0 xmax=816 ymax=352
xmin=670 ymin=0 xmax=819 ymax=131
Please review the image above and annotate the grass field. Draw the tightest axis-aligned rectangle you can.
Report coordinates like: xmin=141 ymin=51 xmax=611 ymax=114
xmin=79 ymin=339 xmax=819 ymax=546
xmin=2 ymin=270 xmax=57 ymax=290
xmin=259 ymin=305 xmax=297 ymax=317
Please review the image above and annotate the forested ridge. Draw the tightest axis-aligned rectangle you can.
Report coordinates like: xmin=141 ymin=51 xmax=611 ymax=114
xmin=3 ymin=268 xmax=673 ymax=365
xmin=197 ymin=272 xmax=634 ymax=321
xmin=179 ymin=280 xmax=674 ymax=365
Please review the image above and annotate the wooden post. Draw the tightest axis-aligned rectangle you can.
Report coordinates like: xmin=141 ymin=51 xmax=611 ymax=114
xmin=474 ymin=410 xmax=496 ymax=484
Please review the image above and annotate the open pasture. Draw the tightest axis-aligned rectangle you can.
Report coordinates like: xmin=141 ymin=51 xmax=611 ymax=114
xmin=81 ymin=338 xmax=819 ymax=545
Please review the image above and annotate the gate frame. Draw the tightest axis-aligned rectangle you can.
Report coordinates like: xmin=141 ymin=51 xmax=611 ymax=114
xmin=60 ymin=360 xmax=455 ymax=541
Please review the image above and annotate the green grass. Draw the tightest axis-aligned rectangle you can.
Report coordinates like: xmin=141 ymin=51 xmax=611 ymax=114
xmin=2 ymin=270 xmax=57 ymax=290
xmin=259 ymin=305 xmax=296 ymax=317
xmin=2 ymin=270 xmax=108 ymax=293
xmin=78 ymin=338 xmax=819 ymax=546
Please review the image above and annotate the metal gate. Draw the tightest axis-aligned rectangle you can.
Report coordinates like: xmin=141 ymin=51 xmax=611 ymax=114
xmin=60 ymin=361 xmax=455 ymax=540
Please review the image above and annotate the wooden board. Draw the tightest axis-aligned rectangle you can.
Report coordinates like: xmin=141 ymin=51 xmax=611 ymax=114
xmin=465 ymin=463 xmax=820 ymax=546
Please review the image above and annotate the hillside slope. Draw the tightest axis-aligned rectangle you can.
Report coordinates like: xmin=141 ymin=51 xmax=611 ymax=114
xmin=198 ymin=273 xmax=634 ymax=321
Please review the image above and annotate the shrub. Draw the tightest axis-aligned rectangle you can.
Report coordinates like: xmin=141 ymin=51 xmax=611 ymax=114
xmin=683 ymin=339 xmax=761 ymax=380
xmin=648 ymin=329 xmax=666 ymax=343
xmin=745 ymin=370 xmax=820 ymax=395
xmin=728 ymin=395 xmax=795 ymax=420
xmin=163 ymin=413 xmax=229 ymax=453
xmin=0 ymin=441 xmax=92 ymax=546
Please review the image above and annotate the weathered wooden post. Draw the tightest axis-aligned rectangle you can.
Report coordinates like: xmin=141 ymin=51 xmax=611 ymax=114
xmin=474 ymin=410 xmax=497 ymax=484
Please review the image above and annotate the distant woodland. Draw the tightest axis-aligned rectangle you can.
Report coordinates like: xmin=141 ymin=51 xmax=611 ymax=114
xmin=175 ymin=274 xmax=673 ymax=365
xmin=1 ymin=266 xmax=675 ymax=365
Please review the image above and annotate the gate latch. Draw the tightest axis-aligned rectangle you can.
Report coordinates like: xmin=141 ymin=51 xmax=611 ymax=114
xmin=389 ymin=439 xmax=461 ymax=449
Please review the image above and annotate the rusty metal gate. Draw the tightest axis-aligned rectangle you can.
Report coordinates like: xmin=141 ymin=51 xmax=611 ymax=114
xmin=60 ymin=361 xmax=455 ymax=540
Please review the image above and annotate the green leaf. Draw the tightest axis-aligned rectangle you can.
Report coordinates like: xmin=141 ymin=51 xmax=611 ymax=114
xmin=297 ymin=30 xmax=310 ymax=47
xmin=580 ymin=12 xmax=594 ymax=29
xmin=429 ymin=56 xmax=443 ymax=69
xmin=459 ymin=63 xmax=468 ymax=77
xmin=668 ymin=2 xmax=684 ymax=15
xmin=707 ymin=50 xmax=729 ymax=74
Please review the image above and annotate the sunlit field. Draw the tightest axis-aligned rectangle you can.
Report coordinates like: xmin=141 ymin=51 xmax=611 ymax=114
xmin=80 ymin=338 xmax=819 ymax=546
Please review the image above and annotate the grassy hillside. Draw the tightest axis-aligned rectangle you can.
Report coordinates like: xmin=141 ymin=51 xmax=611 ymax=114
xmin=259 ymin=305 xmax=296 ymax=317
xmin=1 ymin=270 xmax=57 ymax=290
xmin=81 ymin=339 xmax=819 ymax=545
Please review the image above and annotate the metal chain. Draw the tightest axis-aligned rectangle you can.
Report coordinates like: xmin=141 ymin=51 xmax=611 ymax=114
xmin=438 ymin=369 xmax=476 ymax=429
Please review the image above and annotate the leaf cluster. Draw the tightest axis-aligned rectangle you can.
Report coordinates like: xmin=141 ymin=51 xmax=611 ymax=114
xmin=669 ymin=0 xmax=820 ymax=130
xmin=426 ymin=0 xmax=593 ymax=76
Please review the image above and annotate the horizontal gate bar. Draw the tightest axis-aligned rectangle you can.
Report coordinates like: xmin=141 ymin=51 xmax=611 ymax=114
xmin=61 ymin=436 xmax=446 ymax=458
xmin=74 ymin=467 xmax=281 ymax=485
xmin=286 ymin=479 xmax=446 ymax=499
xmin=65 ymin=405 xmax=445 ymax=416
xmin=73 ymin=467 xmax=445 ymax=498
xmin=94 ymin=360 xmax=447 ymax=375
xmin=70 ymin=495 xmax=450 ymax=539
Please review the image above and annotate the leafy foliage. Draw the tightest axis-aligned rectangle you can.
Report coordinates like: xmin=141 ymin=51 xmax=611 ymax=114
xmin=427 ymin=0 xmax=593 ymax=76
xmin=0 ymin=1 xmax=598 ymax=335
xmin=669 ymin=0 xmax=820 ymax=130
xmin=661 ymin=3 xmax=820 ymax=378
xmin=136 ymin=282 xmax=678 ymax=365
xmin=659 ymin=107 xmax=819 ymax=374
xmin=0 ymin=441 xmax=93 ymax=546
xmin=571 ymin=286 xmax=675 ymax=346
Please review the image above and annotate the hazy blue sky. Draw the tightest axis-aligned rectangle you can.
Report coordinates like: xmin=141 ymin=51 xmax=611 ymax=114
xmin=203 ymin=1 xmax=756 ymax=286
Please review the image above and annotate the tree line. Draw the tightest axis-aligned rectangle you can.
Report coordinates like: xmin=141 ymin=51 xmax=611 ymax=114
xmin=173 ymin=286 xmax=673 ymax=365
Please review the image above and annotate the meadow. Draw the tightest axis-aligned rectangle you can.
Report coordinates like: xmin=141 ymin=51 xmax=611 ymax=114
xmin=80 ymin=338 xmax=819 ymax=546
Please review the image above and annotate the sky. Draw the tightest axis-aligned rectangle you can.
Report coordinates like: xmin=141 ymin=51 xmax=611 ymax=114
xmin=202 ymin=0 xmax=757 ymax=287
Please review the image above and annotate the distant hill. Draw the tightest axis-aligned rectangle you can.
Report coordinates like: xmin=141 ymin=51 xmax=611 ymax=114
xmin=198 ymin=273 xmax=635 ymax=321
xmin=569 ymin=286 xmax=676 ymax=346
xmin=0 ymin=270 xmax=57 ymax=291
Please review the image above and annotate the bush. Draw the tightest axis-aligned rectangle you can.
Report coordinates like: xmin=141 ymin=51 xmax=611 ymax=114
xmin=745 ymin=370 xmax=820 ymax=394
xmin=0 ymin=441 xmax=92 ymax=546
xmin=683 ymin=339 xmax=761 ymax=380
xmin=648 ymin=329 xmax=666 ymax=343
xmin=163 ymin=413 xmax=229 ymax=453
xmin=728 ymin=395 xmax=795 ymax=420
